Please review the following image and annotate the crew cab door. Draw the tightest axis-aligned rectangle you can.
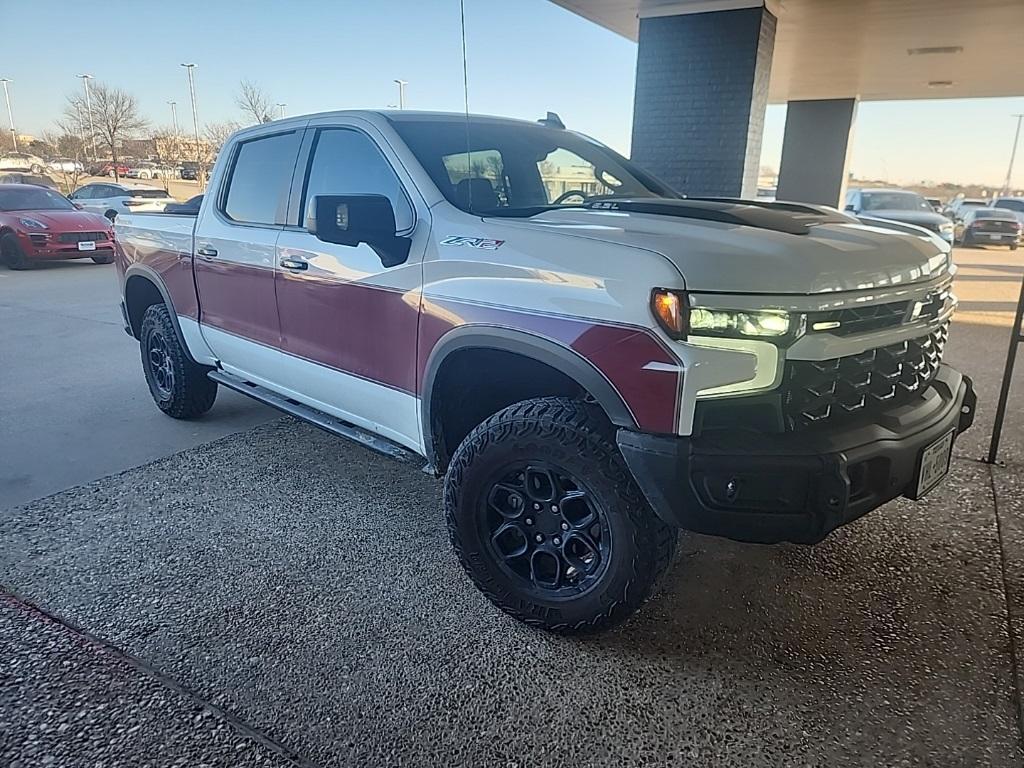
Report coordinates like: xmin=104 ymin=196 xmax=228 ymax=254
xmin=272 ymin=118 xmax=426 ymax=452
xmin=192 ymin=127 xmax=304 ymax=382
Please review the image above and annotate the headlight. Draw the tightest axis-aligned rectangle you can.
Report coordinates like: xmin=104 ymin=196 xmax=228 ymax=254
xmin=651 ymin=289 xmax=794 ymax=340
xmin=939 ymin=222 xmax=954 ymax=233
xmin=689 ymin=307 xmax=792 ymax=338
xmin=18 ymin=217 xmax=48 ymax=230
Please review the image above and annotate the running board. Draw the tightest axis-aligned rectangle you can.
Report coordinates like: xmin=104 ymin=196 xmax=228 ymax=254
xmin=208 ymin=370 xmax=417 ymax=463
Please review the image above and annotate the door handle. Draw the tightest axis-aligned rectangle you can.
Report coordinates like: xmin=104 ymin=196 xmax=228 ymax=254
xmin=196 ymin=247 xmax=218 ymax=260
xmin=280 ymin=257 xmax=308 ymax=271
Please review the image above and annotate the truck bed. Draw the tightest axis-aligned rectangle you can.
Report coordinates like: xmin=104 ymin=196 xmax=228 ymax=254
xmin=115 ymin=212 xmax=196 ymax=262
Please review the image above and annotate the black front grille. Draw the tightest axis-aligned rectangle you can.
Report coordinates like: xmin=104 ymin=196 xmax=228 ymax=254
xmin=808 ymin=301 xmax=909 ymax=336
xmin=783 ymin=323 xmax=949 ymax=430
xmin=58 ymin=231 xmax=108 ymax=244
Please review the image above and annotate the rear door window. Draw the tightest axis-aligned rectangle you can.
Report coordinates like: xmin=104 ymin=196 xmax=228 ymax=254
xmin=223 ymin=131 xmax=301 ymax=225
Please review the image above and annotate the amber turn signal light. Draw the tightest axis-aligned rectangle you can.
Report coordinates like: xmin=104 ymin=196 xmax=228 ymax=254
xmin=651 ymin=289 xmax=687 ymax=340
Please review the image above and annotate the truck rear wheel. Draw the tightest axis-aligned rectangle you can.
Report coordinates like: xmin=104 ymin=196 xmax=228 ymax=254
xmin=139 ymin=304 xmax=217 ymax=419
xmin=444 ymin=397 xmax=676 ymax=633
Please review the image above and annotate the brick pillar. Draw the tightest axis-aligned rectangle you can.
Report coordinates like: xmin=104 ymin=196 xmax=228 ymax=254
xmin=630 ymin=6 xmax=776 ymax=198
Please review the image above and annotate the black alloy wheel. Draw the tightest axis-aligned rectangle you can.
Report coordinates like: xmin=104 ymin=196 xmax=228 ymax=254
xmin=147 ymin=329 xmax=175 ymax=400
xmin=483 ymin=462 xmax=611 ymax=597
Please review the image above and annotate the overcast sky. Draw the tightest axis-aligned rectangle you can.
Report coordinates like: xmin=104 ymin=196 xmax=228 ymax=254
xmin=5 ymin=0 xmax=1022 ymax=187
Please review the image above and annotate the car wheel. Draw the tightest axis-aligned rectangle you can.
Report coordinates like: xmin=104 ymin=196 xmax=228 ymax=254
xmin=30 ymin=164 xmax=42 ymax=173
xmin=91 ymin=254 xmax=115 ymax=264
xmin=0 ymin=232 xmax=31 ymax=270
xmin=444 ymin=397 xmax=676 ymax=634
xmin=1011 ymin=243 xmax=1019 ymax=251
xmin=139 ymin=304 xmax=217 ymax=419
xmin=108 ymin=170 xmax=116 ymax=177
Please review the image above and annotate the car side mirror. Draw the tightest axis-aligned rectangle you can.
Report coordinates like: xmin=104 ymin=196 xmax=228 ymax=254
xmin=844 ymin=204 xmax=856 ymax=212
xmin=305 ymin=194 xmax=410 ymax=268
xmin=71 ymin=201 xmax=83 ymax=209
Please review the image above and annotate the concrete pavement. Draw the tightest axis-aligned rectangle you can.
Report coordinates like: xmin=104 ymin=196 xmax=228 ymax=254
xmin=1 ymin=247 xmax=1023 ymax=766
xmin=0 ymin=260 xmax=275 ymax=508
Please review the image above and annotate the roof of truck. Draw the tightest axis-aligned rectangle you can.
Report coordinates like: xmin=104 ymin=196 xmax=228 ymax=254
xmin=265 ymin=109 xmax=556 ymax=128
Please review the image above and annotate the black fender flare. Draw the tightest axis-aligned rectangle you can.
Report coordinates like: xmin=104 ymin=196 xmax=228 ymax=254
xmin=123 ymin=264 xmax=198 ymax=364
xmin=420 ymin=325 xmax=638 ymax=467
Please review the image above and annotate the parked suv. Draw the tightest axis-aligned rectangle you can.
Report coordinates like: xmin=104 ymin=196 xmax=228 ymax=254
xmin=844 ymin=188 xmax=954 ymax=244
xmin=70 ymin=182 xmax=175 ymax=221
xmin=114 ymin=111 xmax=975 ymax=632
xmin=988 ymin=196 xmax=1024 ymax=229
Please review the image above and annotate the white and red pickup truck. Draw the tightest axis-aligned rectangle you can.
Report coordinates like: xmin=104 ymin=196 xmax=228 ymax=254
xmin=115 ymin=110 xmax=975 ymax=633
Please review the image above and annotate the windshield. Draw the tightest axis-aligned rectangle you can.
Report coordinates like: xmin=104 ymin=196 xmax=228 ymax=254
xmin=861 ymin=192 xmax=931 ymax=212
xmin=973 ymin=209 xmax=1016 ymax=220
xmin=994 ymin=199 xmax=1024 ymax=213
xmin=0 ymin=186 xmax=74 ymax=211
xmin=390 ymin=118 xmax=676 ymax=216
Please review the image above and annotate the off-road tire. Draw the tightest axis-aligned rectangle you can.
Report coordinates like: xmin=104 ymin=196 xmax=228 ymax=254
xmin=140 ymin=303 xmax=217 ymax=419
xmin=444 ymin=397 xmax=676 ymax=634
xmin=1 ymin=232 xmax=30 ymax=270
xmin=91 ymin=254 xmax=115 ymax=264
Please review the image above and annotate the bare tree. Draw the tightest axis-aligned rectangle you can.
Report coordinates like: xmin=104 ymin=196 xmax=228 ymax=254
xmin=64 ymin=82 xmax=148 ymax=181
xmin=204 ymin=120 xmax=242 ymax=152
xmin=235 ymin=80 xmax=275 ymax=125
xmin=39 ymin=129 xmax=87 ymax=193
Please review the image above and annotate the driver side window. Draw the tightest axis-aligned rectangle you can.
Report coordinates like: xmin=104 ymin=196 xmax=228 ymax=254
xmin=537 ymin=148 xmax=621 ymax=204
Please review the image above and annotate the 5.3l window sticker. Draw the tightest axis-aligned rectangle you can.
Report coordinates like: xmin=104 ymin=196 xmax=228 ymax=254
xmin=439 ymin=236 xmax=505 ymax=250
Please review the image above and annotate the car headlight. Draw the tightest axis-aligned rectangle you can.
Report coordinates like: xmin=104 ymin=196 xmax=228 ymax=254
xmin=651 ymin=289 xmax=794 ymax=340
xmin=939 ymin=222 xmax=954 ymax=233
xmin=18 ymin=217 xmax=48 ymax=230
xmin=689 ymin=307 xmax=792 ymax=338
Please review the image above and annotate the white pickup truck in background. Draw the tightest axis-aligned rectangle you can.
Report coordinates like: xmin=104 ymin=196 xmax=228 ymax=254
xmin=114 ymin=110 xmax=975 ymax=633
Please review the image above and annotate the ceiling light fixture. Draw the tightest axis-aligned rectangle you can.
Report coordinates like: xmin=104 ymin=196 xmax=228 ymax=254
xmin=907 ymin=46 xmax=963 ymax=56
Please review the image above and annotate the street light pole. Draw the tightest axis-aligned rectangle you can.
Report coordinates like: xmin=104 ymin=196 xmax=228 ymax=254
xmin=276 ymin=103 xmax=286 ymax=119
xmin=168 ymin=101 xmax=179 ymax=136
xmin=1003 ymin=114 xmax=1024 ymax=195
xmin=393 ymin=79 xmax=407 ymax=109
xmin=0 ymin=78 xmax=17 ymax=151
xmin=181 ymin=64 xmax=202 ymax=175
xmin=77 ymin=74 xmax=97 ymax=161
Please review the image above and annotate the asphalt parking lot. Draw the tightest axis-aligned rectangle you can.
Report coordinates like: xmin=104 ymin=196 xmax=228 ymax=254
xmin=2 ymin=249 xmax=1024 ymax=766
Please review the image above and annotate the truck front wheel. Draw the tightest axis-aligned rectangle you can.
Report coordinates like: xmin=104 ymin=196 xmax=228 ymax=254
xmin=139 ymin=304 xmax=217 ymax=419
xmin=444 ymin=397 xmax=676 ymax=633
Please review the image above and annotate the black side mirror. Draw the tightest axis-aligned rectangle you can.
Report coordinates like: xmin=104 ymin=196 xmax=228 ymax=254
xmin=844 ymin=204 xmax=856 ymax=212
xmin=306 ymin=194 xmax=410 ymax=268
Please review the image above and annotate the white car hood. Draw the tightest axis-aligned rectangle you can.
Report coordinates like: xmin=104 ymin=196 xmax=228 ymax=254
xmin=493 ymin=207 xmax=950 ymax=295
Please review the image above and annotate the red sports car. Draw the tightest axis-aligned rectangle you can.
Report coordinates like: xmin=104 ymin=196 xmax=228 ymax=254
xmin=0 ymin=183 xmax=116 ymax=270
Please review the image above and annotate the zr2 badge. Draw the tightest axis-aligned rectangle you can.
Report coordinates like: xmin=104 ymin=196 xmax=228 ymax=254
xmin=440 ymin=236 xmax=505 ymax=250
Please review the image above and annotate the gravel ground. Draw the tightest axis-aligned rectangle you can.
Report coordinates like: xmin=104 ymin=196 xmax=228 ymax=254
xmin=0 ymin=594 xmax=300 ymax=768
xmin=2 ymin=251 xmax=1023 ymax=766
xmin=2 ymin=417 xmax=1022 ymax=767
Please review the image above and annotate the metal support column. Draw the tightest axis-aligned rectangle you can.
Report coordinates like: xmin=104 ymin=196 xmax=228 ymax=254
xmin=986 ymin=273 xmax=1024 ymax=464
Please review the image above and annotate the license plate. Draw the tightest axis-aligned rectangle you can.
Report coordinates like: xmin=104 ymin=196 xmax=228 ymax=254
xmin=916 ymin=430 xmax=955 ymax=497
xmin=77 ymin=241 xmax=96 ymax=251
xmin=987 ymin=234 xmax=1002 ymax=240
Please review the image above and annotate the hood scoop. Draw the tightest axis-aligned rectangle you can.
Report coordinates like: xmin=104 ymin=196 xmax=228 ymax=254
xmin=584 ymin=197 xmax=851 ymax=236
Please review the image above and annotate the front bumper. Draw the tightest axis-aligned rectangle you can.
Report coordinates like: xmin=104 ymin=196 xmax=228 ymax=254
xmin=617 ymin=364 xmax=976 ymax=545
